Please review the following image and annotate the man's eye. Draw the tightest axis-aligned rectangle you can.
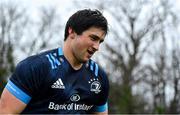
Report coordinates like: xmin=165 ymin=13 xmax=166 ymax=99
xmin=90 ymin=37 xmax=96 ymax=41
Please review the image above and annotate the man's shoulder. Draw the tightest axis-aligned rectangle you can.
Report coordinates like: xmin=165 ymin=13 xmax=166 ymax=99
xmin=41 ymin=47 xmax=64 ymax=70
xmin=85 ymin=59 xmax=107 ymax=78
xmin=17 ymin=48 xmax=60 ymax=70
xmin=38 ymin=47 xmax=62 ymax=57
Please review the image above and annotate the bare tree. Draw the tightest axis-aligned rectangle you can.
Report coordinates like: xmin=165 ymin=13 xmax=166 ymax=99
xmin=72 ymin=0 xmax=179 ymax=113
xmin=0 ymin=1 xmax=63 ymax=95
xmin=141 ymin=0 xmax=179 ymax=113
xmin=168 ymin=42 xmax=180 ymax=113
xmin=0 ymin=2 xmax=27 ymax=92
xmin=101 ymin=0 xmax=161 ymax=113
xmin=19 ymin=7 xmax=63 ymax=56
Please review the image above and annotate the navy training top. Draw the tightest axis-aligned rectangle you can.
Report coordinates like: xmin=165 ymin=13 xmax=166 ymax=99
xmin=5 ymin=47 xmax=109 ymax=114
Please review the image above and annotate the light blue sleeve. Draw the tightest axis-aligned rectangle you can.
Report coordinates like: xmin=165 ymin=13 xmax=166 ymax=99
xmin=5 ymin=80 xmax=32 ymax=104
xmin=93 ymin=102 xmax=108 ymax=112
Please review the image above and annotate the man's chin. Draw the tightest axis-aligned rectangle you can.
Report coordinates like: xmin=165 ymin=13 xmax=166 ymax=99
xmin=81 ymin=57 xmax=90 ymax=63
xmin=81 ymin=59 xmax=89 ymax=63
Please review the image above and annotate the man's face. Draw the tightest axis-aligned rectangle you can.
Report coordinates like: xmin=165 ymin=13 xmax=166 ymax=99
xmin=71 ymin=27 xmax=106 ymax=63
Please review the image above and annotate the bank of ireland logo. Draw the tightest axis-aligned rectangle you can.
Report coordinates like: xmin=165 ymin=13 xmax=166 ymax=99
xmin=88 ymin=78 xmax=101 ymax=94
xmin=70 ymin=94 xmax=80 ymax=102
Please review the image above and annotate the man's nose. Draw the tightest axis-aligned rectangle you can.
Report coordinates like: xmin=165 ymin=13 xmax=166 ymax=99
xmin=92 ymin=42 xmax=100 ymax=51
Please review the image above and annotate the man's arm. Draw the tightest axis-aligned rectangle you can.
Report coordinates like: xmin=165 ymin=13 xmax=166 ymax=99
xmin=0 ymin=88 xmax=27 ymax=114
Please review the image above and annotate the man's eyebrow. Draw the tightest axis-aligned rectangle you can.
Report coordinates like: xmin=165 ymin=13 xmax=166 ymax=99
xmin=89 ymin=34 xmax=100 ymax=39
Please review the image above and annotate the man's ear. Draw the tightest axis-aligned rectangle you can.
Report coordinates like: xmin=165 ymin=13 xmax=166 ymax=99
xmin=68 ymin=27 xmax=73 ymax=34
xmin=68 ymin=27 xmax=76 ymax=39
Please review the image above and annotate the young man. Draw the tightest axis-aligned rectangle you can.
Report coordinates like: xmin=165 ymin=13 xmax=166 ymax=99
xmin=0 ymin=9 xmax=109 ymax=114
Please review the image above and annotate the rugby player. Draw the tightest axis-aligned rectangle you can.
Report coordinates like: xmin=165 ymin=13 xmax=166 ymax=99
xmin=0 ymin=9 xmax=109 ymax=114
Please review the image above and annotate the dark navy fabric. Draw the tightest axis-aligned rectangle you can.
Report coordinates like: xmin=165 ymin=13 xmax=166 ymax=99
xmin=7 ymin=48 xmax=109 ymax=114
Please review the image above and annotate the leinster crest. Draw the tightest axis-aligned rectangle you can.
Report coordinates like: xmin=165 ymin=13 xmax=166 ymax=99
xmin=88 ymin=78 xmax=101 ymax=94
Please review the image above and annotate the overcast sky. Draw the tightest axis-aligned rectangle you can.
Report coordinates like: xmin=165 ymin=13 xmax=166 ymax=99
xmin=1 ymin=0 xmax=180 ymax=62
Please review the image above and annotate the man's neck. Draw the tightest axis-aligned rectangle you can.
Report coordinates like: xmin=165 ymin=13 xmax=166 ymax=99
xmin=63 ymin=43 xmax=83 ymax=70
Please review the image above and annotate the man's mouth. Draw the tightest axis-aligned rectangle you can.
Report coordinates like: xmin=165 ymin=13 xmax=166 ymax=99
xmin=87 ymin=50 xmax=94 ymax=56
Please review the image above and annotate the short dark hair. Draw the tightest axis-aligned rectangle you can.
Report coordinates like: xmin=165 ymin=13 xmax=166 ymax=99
xmin=64 ymin=9 xmax=108 ymax=41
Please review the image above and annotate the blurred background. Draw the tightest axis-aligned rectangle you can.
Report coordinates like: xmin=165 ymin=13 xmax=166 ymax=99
xmin=0 ymin=0 xmax=180 ymax=113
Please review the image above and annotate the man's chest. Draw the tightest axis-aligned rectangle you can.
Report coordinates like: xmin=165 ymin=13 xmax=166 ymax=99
xmin=46 ymin=68 xmax=102 ymax=102
xmin=38 ymin=68 xmax=103 ymax=112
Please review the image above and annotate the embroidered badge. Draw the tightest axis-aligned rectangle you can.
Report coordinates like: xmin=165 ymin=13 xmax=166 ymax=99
xmin=88 ymin=78 xmax=101 ymax=94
